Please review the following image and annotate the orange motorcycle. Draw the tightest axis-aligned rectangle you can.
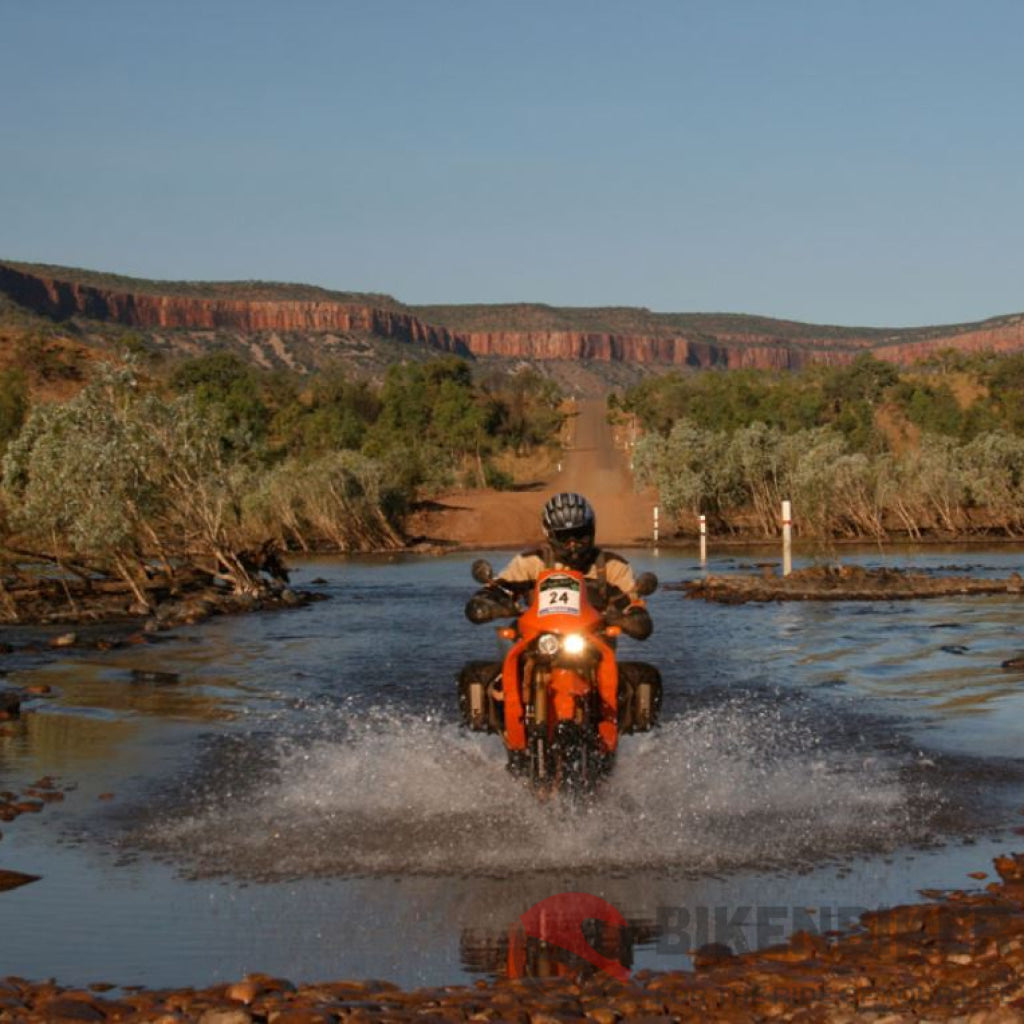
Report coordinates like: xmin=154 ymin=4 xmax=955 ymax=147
xmin=459 ymin=560 xmax=660 ymax=797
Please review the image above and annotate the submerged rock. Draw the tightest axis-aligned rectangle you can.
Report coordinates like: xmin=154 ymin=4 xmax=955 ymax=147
xmin=0 ymin=868 xmax=40 ymax=892
xmin=0 ymin=689 xmax=20 ymax=718
xmin=678 ymin=564 xmax=1024 ymax=603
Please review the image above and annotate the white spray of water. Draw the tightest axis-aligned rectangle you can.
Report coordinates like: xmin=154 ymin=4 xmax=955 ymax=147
xmin=147 ymin=699 xmax=926 ymax=879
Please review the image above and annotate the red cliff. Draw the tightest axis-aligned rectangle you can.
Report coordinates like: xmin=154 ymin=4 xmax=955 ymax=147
xmin=3 ymin=262 xmax=1023 ymax=371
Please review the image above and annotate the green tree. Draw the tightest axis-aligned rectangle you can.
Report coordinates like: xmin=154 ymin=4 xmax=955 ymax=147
xmin=491 ymin=367 xmax=563 ymax=452
xmin=891 ymin=380 xmax=964 ymax=437
xmin=171 ymin=351 xmax=270 ymax=442
xmin=823 ymin=354 xmax=900 ymax=406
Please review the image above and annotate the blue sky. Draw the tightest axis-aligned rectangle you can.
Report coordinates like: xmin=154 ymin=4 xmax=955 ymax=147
xmin=2 ymin=1 xmax=1022 ymax=327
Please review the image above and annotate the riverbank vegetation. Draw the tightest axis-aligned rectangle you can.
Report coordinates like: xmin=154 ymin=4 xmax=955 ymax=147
xmin=616 ymin=351 xmax=1024 ymax=541
xmin=0 ymin=352 xmax=563 ymax=613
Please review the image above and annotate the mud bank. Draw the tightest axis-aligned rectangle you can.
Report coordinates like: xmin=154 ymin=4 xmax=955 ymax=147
xmin=677 ymin=564 xmax=1024 ymax=604
xmin=6 ymin=853 xmax=1024 ymax=1020
xmin=0 ymin=563 xmax=322 ymax=626
xmin=0 ymin=580 xmax=324 ymax=718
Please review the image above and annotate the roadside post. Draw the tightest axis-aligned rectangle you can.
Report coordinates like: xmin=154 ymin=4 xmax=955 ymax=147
xmin=653 ymin=505 xmax=660 ymax=547
xmin=700 ymin=514 xmax=707 ymax=567
xmin=782 ymin=500 xmax=793 ymax=576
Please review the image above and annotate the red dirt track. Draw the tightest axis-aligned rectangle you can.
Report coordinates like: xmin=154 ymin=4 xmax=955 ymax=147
xmin=408 ymin=400 xmax=658 ymax=550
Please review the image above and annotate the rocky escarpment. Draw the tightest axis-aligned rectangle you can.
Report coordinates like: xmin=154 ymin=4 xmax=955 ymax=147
xmin=3 ymin=261 xmax=1024 ymax=370
xmin=0 ymin=263 xmax=472 ymax=357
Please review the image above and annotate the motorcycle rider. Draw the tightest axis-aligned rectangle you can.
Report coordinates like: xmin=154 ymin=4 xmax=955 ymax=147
xmin=464 ymin=491 xmax=653 ymax=639
xmin=460 ymin=491 xmax=661 ymax=765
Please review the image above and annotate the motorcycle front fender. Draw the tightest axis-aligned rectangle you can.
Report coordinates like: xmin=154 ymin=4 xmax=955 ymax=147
xmin=502 ymin=639 xmax=529 ymax=750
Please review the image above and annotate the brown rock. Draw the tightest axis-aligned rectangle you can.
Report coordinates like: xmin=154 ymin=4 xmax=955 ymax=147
xmin=0 ymin=869 xmax=40 ymax=892
xmin=267 ymin=1011 xmax=337 ymax=1024
xmin=239 ymin=973 xmax=296 ymax=994
xmin=692 ymin=942 xmax=736 ymax=968
xmin=197 ymin=1011 xmax=254 ymax=1024
xmin=37 ymin=996 xmax=106 ymax=1021
xmin=966 ymin=1009 xmax=1024 ymax=1024
xmin=29 ymin=789 xmax=64 ymax=803
xmin=225 ymin=980 xmax=262 ymax=1004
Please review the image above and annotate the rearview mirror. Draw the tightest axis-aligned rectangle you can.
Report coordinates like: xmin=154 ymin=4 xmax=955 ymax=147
xmin=471 ymin=559 xmax=494 ymax=584
xmin=636 ymin=571 xmax=658 ymax=597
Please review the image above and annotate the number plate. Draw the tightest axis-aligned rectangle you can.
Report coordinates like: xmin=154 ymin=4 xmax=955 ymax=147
xmin=538 ymin=575 xmax=581 ymax=616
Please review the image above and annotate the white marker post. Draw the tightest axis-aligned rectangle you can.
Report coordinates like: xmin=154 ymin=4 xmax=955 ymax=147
xmin=699 ymin=514 xmax=707 ymax=566
xmin=653 ymin=505 xmax=660 ymax=546
xmin=782 ymin=499 xmax=793 ymax=577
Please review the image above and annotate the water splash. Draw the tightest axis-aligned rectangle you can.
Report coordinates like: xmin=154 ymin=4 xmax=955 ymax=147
xmin=139 ymin=696 xmax=941 ymax=880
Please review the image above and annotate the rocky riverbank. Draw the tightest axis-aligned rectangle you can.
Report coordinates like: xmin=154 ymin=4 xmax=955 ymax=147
xmin=6 ymin=852 xmax=1024 ymax=1020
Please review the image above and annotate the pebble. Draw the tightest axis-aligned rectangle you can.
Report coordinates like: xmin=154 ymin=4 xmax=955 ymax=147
xmin=197 ymin=1010 xmax=253 ymax=1024
xmin=225 ymin=980 xmax=262 ymax=1004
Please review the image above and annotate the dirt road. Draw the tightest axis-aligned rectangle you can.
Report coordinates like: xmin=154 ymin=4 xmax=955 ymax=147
xmin=407 ymin=400 xmax=658 ymax=550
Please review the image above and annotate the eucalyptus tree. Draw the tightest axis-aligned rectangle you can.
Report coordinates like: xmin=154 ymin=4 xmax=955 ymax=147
xmin=1 ymin=362 xmax=263 ymax=602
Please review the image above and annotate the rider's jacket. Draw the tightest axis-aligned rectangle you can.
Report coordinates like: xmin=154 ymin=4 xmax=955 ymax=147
xmin=466 ymin=544 xmax=652 ymax=639
xmin=495 ymin=545 xmax=638 ymax=611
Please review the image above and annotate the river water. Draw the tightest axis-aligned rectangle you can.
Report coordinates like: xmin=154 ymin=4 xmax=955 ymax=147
xmin=3 ymin=546 xmax=1024 ymax=988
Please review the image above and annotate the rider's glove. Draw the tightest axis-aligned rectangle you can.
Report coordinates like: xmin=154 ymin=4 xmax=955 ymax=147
xmin=465 ymin=595 xmax=498 ymax=624
xmin=612 ymin=603 xmax=652 ymax=640
xmin=465 ymin=587 xmax=518 ymax=624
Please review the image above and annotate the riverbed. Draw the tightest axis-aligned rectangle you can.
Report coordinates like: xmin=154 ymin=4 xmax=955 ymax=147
xmin=2 ymin=547 xmax=1024 ymax=989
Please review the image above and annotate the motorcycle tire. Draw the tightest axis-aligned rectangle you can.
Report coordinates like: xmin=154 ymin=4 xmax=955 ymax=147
xmin=528 ymin=733 xmax=549 ymax=790
xmin=552 ymin=721 xmax=596 ymax=800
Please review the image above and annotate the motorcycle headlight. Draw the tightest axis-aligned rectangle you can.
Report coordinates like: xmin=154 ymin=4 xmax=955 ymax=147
xmin=562 ymin=633 xmax=587 ymax=656
xmin=537 ymin=633 xmax=560 ymax=656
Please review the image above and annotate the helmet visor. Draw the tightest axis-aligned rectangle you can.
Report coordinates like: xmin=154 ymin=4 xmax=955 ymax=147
xmin=551 ymin=524 xmax=593 ymax=545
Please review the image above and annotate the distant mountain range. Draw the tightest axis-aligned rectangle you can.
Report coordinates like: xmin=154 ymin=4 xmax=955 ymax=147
xmin=3 ymin=259 xmax=1023 ymax=376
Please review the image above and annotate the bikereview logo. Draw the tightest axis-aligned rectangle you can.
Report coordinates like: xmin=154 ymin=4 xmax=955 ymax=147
xmin=509 ymin=892 xmax=630 ymax=981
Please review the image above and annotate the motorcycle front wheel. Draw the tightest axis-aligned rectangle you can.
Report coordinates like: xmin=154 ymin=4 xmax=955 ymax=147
xmin=552 ymin=721 xmax=596 ymax=801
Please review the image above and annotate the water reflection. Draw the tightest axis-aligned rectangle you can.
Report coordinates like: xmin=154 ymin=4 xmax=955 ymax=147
xmin=0 ymin=710 xmax=137 ymax=770
xmin=461 ymin=891 xmax=655 ymax=981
